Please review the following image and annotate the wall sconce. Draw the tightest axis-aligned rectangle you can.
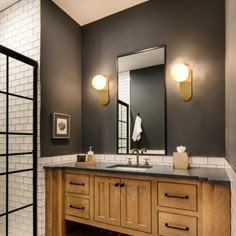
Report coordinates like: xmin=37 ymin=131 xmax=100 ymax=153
xmin=172 ymin=63 xmax=192 ymax=102
xmin=92 ymin=75 xmax=109 ymax=106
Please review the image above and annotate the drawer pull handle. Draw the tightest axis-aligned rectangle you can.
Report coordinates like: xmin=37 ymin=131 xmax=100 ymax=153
xmin=114 ymin=183 xmax=120 ymax=187
xmin=69 ymin=182 xmax=85 ymax=186
xmin=165 ymin=193 xmax=189 ymax=199
xmin=70 ymin=205 xmax=85 ymax=210
xmin=165 ymin=223 xmax=189 ymax=231
xmin=120 ymin=183 xmax=125 ymax=187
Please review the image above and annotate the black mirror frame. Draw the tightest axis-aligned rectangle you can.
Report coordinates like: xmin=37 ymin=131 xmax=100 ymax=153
xmin=116 ymin=44 xmax=167 ymax=156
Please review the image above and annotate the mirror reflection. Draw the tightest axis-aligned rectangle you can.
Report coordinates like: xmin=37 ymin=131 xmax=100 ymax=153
xmin=117 ymin=46 xmax=166 ymax=155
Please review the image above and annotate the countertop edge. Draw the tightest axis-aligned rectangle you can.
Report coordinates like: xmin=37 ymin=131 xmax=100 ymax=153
xmin=43 ymin=163 xmax=231 ymax=186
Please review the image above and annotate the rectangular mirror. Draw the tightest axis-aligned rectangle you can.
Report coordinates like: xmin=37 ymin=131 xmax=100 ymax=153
xmin=117 ymin=46 xmax=166 ymax=155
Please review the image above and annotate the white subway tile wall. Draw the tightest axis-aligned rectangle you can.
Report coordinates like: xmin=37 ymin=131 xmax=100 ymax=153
xmin=0 ymin=0 xmax=40 ymax=235
xmin=118 ymin=71 xmax=130 ymax=105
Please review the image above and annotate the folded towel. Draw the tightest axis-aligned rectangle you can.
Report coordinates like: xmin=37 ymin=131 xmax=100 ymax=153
xmin=132 ymin=115 xmax=142 ymax=142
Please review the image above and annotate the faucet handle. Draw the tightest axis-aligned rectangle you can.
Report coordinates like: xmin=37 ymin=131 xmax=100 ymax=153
xmin=144 ymin=158 xmax=149 ymax=166
xmin=127 ymin=158 xmax=132 ymax=165
xmin=141 ymin=148 xmax=147 ymax=155
xmin=131 ymin=148 xmax=139 ymax=154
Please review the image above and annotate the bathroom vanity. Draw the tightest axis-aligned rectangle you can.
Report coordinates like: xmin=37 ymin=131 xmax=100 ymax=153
xmin=45 ymin=163 xmax=230 ymax=236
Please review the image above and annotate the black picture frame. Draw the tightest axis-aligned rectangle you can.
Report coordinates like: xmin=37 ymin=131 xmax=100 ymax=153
xmin=52 ymin=113 xmax=71 ymax=139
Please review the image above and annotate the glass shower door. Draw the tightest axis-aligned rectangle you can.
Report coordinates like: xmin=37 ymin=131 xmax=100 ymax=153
xmin=0 ymin=45 xmax=38 ymax=236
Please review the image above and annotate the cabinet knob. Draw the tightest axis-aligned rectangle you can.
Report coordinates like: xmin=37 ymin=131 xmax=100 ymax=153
xmin=120 ymin=183 xmax=125 ymax=187
xmin=114 ymin=183 xmax=120 ymax=187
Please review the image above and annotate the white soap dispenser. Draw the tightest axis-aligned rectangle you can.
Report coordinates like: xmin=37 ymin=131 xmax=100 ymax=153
xmin=87 ymin=146 xmax=94 ymax=162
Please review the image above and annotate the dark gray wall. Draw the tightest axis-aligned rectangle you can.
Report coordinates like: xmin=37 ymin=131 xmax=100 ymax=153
xmin=40 ymin=0 xmax=82 ymax=157
xmin=226 ymin=0 xmax=236 ymax=169
xmin=130 ymin=65 xmax=165 ymax=151
xmin=81 ymin=0 xmax=225 ymax=156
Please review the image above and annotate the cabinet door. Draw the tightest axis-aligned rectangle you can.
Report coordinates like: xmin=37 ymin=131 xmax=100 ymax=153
xmin=121 ymin=179 xmax=152 ymax=233
xmin=94 ymin=176 xmax=121 ymax=226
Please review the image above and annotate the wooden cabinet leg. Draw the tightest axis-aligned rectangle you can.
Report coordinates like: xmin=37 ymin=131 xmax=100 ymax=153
xmin=202 ymin=183 xmax=231 ymax=236
xmin=46 ymin=170 xmax=65 ymax=236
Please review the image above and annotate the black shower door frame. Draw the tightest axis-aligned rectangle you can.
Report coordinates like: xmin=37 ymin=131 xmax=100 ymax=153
xmin=117 ymin=99 xmax=129 ymax=154
xmin=0 ymin=45 xmax=38 ymax=236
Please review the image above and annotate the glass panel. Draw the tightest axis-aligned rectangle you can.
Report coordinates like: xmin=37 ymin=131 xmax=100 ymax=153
xmin=0 ymin=216 xmax=6 ymax=236
xmin=0 ymin=156 xmax=6 ymax=174
xmin=0 ymin=93 xmax=6 ymax=133
xmin=121 ymin=106 xmax=127 ymax=119
xmin=121 ymin=148 xmax=126 ymax=154
xmin=9 ymin=154 xmax=33 ymax=172
xmin=122 ymin=140 xmax=127 ymax=148
xmin=121 ymin=123 xmax=127 ymax=139
xmin=0 ymin=135 xmax=6 ymax=155
xmin=9 ymin=95 xmax=33 ymax=134
xmin=118 ymin=122 xmax=122 ymax=137
xmin=118 ymin=104 xmax=122 ymax=121
xmin=9 ymin=58 xmax=33 ymax=99
xmin=9 ymin=206 xmax=33 ymax=236
xmin=9 ymin=135 xmax=33 ymax=154
xmin=0 ymin=175 xmax=6 ymax=215
xmin=0 ymin=54 xmax=6 ymax=93
xmin=118 ymin=140 xmax=122 ymax=149
xmin=9 ymin=171 xmax=33 ymax=212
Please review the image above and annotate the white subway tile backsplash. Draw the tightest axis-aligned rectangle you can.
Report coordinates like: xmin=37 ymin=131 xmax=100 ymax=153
xmin=94 ymin=154 xmax=105 ymax=160
xmin=208 ymin=157 xmax=226 ymax=165
xmin=191 ymin=157 xmax=208 ymax=165
xmin=115 ymin=155 xmax=127 ymax=161
xmin=94 ymin=154 xmax=226 ymax=168
xmin=104 ymin=155 xmax=115 ymax=161
xmin=149 ymin=155 xmax=163 ymax=163
xmin=163 ymin=156 xmax=173 ymax=163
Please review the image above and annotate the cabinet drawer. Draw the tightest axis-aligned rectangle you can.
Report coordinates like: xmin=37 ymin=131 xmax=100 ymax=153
xmin=66 ymin=174 xmax=89 ymax=195
xmin=158 ymin=182 xmax=197 ymax=211
xmin=158 ymin=212 xmax=197 ymax=236
xmin=66 ymin=196 xmax=90 ymax=219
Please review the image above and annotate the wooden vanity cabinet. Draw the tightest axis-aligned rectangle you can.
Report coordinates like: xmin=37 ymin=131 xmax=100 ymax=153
xmin=158 ymin=182 xmax=197 ymax=211
xmin=158 ymin=212 xmax=197 ymax=236
xmin=120 ymin=179 xmax=152 ymax=233
xmin=94 ymin=176 xmax=121 ymax=226
xmin=66 ymin=196 xmax=90 ymax=219
xmin=46 ymin=169 xmax=230 ymax=236
xmin=94 ymin=176 xmax=152 ymax=233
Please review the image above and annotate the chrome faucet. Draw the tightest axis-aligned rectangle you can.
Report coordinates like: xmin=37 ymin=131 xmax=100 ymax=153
xmin=132 ymin=149 xmax=140 ymax=165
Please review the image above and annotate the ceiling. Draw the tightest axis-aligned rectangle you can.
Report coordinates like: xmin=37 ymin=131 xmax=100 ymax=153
xmin=52 ymin=0 xmax=149 ymax=26
xmin=118 ymin=47 xmax=165 ymax=73
xmin=0 ymin=0 xmax=19 ymax=11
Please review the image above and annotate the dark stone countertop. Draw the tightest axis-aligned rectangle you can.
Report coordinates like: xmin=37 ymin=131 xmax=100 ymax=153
xmin=44 ymin=162 xmax=230 ymax=186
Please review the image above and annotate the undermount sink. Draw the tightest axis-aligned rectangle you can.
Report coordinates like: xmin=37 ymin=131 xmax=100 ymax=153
xmin=107 ymin=164 xmax=153 ymax=171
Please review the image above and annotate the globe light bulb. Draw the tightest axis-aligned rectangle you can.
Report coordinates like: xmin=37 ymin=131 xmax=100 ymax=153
xmin=172 ymin=64 xmax=190 ymax=82
xmin=92 ymin=75 xmax=107 ymax=90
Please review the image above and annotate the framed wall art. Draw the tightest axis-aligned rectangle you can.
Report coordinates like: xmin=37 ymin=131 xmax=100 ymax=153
xmin=52 ymin=113 xmax=71 ymax=139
